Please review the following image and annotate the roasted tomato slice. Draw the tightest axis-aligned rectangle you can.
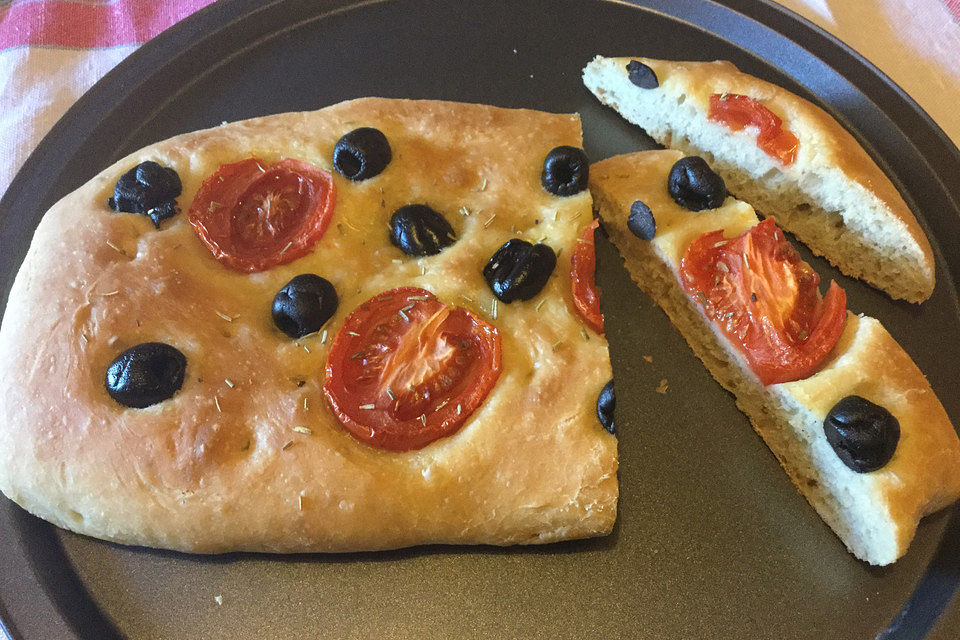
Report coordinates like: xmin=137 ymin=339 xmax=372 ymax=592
xmin=323 ymin=287 xmax=502 ymax=451
xmin=188 ymin=158 xmax=336 ymax=272
xmin=708 ymin=93 xmax=799 ymax=166
xmin=680 ymin=218 xmax=846 ymax=385
xmin=571 ymin=219 xmax=604 ymax=334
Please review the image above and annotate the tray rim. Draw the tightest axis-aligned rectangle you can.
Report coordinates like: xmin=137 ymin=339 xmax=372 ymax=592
xmin=2 ymin=0 xmax=960 ymax=638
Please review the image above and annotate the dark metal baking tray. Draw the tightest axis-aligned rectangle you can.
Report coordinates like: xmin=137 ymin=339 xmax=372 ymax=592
xmin=2 ymin=0 xmax=960 ymax=637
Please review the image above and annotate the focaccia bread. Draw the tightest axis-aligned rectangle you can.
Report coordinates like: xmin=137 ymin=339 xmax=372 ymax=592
xmin=591 ymin=150 xmax=960 ymax=565
xmin=0 ymin=98 xmax=617 ymax=553
xmin=583 ymin=55 xmax=935 ymax=303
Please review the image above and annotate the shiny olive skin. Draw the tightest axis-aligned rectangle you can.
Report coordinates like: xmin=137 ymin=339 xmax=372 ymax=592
xmin=597 ymin=379 xmax=616 ymax=434
xmin=823 ymin=395 xmax=900 ymax=473
xmin=628 ymin=200 xmax=656 ymax=240
xmin=626 ymin=60 xmax=659 ymax=89
xmin=541 ymin=146 xmax=590 ymax=197
xmin=667 ymin=156 xmax=727 ymax=211
xmin=333 ymin=127 xmax=392 ymax=181
xmin=108 ymin=161 xmax=182 ymax=227
xmin=483 ymin=239 xmax=556 ymax=303
xmin=272 ymin=274 xmax=339 ymax=339
xmin=105 ymin=342 xmax=186 ymax=408
xmin=389 ymin=204 xmax=457 ymax=256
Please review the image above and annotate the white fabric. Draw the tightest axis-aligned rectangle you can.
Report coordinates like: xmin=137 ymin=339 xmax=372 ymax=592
xmin=0 ymin=45 xmax=137 ymax=194
xmin=779 ymin=0 xmax=960 ymax=146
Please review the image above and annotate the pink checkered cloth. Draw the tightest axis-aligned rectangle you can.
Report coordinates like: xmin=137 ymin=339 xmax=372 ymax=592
xmin=0 ymin=0 xmax=216 ymax=196
xmin=2 ymin=0 xmax=960 ymax=200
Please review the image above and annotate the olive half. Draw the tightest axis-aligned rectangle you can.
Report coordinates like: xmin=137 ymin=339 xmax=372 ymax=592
xmin=108 ymin=161 xmax=182 ymax=227
xmin=273 ymin=274 xmax=339 ymax=339
xmin=333 ymin=127 xmax=392 ymax=181
xmin=823 ymin=396 xmax=900 ymax=473
xmin=541 ymin=146 xmax=589 ymax=197
xmin=483 ymin=239 xmax=556 ymax=303
xmin=667 ymin=156 xmax=727 ymax=211
xmin=389 ymin=204 xmax=457 ymax=256
xmin=105 ymin=342 xmax=186 ymax=408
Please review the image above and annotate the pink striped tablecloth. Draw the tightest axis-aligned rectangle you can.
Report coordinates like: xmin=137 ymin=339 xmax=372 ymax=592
xmin=0 ymin=0 xmax=215 ymax=195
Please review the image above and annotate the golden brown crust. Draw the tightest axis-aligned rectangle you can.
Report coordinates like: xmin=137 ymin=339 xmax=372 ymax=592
xmin=591 ymin=150 xmax=960 ymax=564
xmin=588 ymin=56 xmax=935 ymax=302
xmin=783 ymin=313 xmax=960 ymax=552
xmin=0 ymin=98 xmax=617 ymax=553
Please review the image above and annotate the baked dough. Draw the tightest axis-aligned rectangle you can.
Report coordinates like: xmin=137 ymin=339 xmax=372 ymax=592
xmin=591 ymin=150 xmax=960 ymax=565
xmin=583 ymin=56 xmax=935 ymax=303
xmin=0 ymin=98 xmax=617 ymax=553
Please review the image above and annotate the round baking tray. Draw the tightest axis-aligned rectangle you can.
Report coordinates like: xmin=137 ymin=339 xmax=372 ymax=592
xmin=2 ymin=0 xmax=960 ymax=638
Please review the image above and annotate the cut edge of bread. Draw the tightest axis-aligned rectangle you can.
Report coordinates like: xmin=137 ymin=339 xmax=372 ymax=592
xmin=591 ymin=183 xmax=903 ymax=566
xmin=583 ymin=55 xmax=935 ymax=304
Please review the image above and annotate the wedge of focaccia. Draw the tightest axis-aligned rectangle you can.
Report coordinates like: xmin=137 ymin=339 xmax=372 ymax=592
xmin=591 ymin=149 xmax=960 ymax=565
xmin=0 ymin=98 xmax=617 ymax=553
xmin=583 ymin=55 xmax=935 ymax=303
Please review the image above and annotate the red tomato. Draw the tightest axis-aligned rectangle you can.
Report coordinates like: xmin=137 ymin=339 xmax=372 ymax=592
xmin=708 ymin=93 xmax=799 ymax=166
xmin=188 ymin=158 xmax=336 ymax=272
xmin=323 ymin=287 xmax=502 ymax=451
xmin=679 ymin=218 xmax=846 ymax=385
xmin=571 ymin=219 xmax=604 ymax=334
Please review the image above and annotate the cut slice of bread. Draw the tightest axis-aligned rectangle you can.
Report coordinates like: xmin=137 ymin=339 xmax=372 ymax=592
xmin=583 ymin=55 xmax=935 ymax=303
xmin=591 ymin=150 xmax=960 ymax=565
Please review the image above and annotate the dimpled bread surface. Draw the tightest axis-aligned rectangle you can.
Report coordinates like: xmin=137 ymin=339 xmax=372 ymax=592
xmin=583 ymin=55 xmax=935 ymax=303
xmin=0 ymin=98 xmax=617 ymax=553
xmin=591 ymin=150 xmax=960 ymax=565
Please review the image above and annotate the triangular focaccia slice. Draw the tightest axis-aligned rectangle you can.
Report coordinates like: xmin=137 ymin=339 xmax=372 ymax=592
xmin=583 ymin=55 xmax=935 ymax=303
xmin=591 ymin=150 xmax=960 ymax=565
xmin=0 ymin=98 xmax=617 ymax=553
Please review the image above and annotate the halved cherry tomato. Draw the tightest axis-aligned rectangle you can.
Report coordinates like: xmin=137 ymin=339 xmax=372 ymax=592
xmin=323 ymin=287 xmax=502 ymax=451
xmin=708 ymin=93 xmax=799 ymax=166
xmin=571 ymin=219 xmax=604 ymax=334
xmin=679 ymin=218 xmax=846 ymax=385
xmin=188 ymin=158 xmax=336 ymax=272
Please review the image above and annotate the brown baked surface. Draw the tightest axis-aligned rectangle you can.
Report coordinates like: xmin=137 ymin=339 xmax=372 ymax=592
xmin=610 ymin=57 xmax=927 ymax=230
xmin=0 ymin=98 xmax=617 ymax=553
xmin=586 ymin=56 xmax=936 ymax=302
xmin=591 ymin=150 xmax=960 ymax=564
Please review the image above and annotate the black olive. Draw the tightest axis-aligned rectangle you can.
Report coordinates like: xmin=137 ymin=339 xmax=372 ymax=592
xmin=333 ymin=127 xmax=392 ymax=181
xmin=541 ymin=146 xmax=589 ymax=197
xmin=823 ymin=396 xmax=900 ymax=473
xmin=108 ymin=161 xmax=182 ymax=227
xmin=627 ymin=200 xmax=656 ymax=240
xmin=105 ymin=342 xmax=186 ymax=408
xmin=597 ymin=379 xmax=616 ymax=434
xmin=483 ymin=239 xmax=556 ymax=303
xmin=667 ymin=156 xmax=727 ymax=211
xmin=626 ymin=60 xmax=659 ymax=89
xmin=389 ymin=204 xmax=457 ymax=256
xmin=272 ymin=274 xmax=339 ymax=339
